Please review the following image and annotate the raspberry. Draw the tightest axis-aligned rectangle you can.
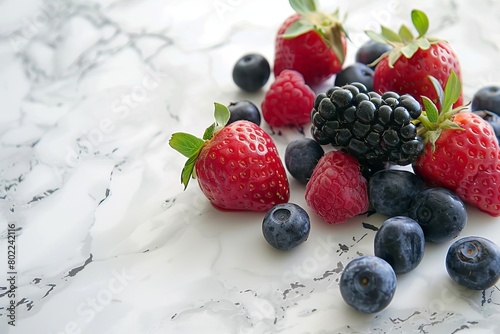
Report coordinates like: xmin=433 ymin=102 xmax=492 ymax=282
xmin=305 ymin=150 xmax=369 ymax=224
xmin=261 ymin=69 xmax=315 ymax=127
xmin=310 ymin=83 xmax=424 ymax=166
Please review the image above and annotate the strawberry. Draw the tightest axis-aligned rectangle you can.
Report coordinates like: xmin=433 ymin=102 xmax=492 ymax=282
xmin=305 ymin=150 xmax=369 ymax=224
xmin=261 ymin=69 xmax=315 ymax=127
xmin=367 ymin=9 xmax=463 ymax=109
xmin=413 ymin=71 xmax=500 ymax=216
xmin=169 ymin=103 xmax=290 ymax=212
xmin=455 ymin=162 xmax=500 ymax=217
xmin=273 ymin=0 xmax=347 ymax=86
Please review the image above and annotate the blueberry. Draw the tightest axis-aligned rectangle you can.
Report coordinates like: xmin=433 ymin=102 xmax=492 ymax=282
xmin=262 ymin=203 xmax=310 ymax=250
xmin=472 ymin=110 xmax=500 ymax=143
xmin=408 ymin=188 xmax=467 ymax=243
xmin=368 ymin=169 xmax=425 ymax=217
xmin=471 ymin=85 xmax=500 ymax=116
xmin=374 ymin=216 xmax=425 ymax=274
xmin=355 ymin=40 xmax=392 ymax=69
xmin=285 ymin=138 xmax=324 ymax=184
xmin=334 ymin=63 xmax=374 ymax=91
xmin=446 ymin=236 xmax=500 ymax=290
xmin=232 ymin=53 xmax=271 ymax=92
xmin=227 ymin=100 xmax=261 ymax=126
xmin=339 ymin=256 xmax=397 ymax=313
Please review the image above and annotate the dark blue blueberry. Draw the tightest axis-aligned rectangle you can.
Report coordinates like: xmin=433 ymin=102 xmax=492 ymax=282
xmin=408 ymin=188 xmax=467 ymax=243
xmin=471 ymin=85 xmax=500 ymax=116
xmin=334 ymin=63 xmax=374 ymax=91
xmin=368 ymin=169 xmax=425 ymax=217
xmin=232 ymin=53 xmax=271 ymax=92
xmin=285 ymin=138 xmax=324 ymax=184
xmin=227 ymin=100 xmax=261 ymax=126
xmin=374 ymin=216 xmax=425 ymax=274
xmin=262 ymin=203 xmax=310 ymax=250
xmin=446 ymin=236 xmax=500 ymax=290
xmin=339 ymin=256 xmax=397 ymax=313
xmin=355 ymin=40 xmax=392 ymax=69
xmin=472 ymin=110 xmax=500 ymax=144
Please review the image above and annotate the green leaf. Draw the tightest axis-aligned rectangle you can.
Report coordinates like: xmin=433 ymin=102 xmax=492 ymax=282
xmin=381 ymin=25 xmax=402 ymax=44
xmin=282 ymin=19 xmax=314 ymax=38
xmin=426 ymin=128 xmax=442 ymax=152
xmin=416 ymin=37 xmax=431 ymax=49
xmin=401 ymin=42 xmax=419 ymax=58
xmin=427 ymin=75 xmax=444 ymax=109
xmin=180 ymin=148 xmax=202 ymax=189
xmin=214 ymin=102 xmax=231 ymax=128
xmin=388 ymin=49 xmax=403 ymax=67
xmin=427 ymin=36 xmax=443 ymax=43
xmin=411 ymin=9 xmax=429 ymax=37
xmin=422 ymin=96 xmax=439 ymax=123
xmin=328 ymin=25 xmax=345 ymax=64
xmin=203 ymin=123 xmax=215 ymax=140
xmin=169 ymin=132 xmax=205 ymax=158
xmin=441 ymin=70 xmax=462 ymax=113
xmin=439 ymin=119 xmax=464 ymax=131
xmin=289 ymin=0 xmax=318 ymax=15
xmin=365 ymin=30 xmax=388 ymax=45
xmin=399 ymin=24 xmax=414 ymax=43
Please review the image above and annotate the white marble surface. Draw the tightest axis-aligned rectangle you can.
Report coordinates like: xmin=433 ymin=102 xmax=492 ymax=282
xmin=1 ymin=0 xmax=500 ymax=333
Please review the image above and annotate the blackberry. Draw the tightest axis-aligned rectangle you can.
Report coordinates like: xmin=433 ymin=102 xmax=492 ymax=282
xmin=311 ymin=83 xmax=423 ymax=165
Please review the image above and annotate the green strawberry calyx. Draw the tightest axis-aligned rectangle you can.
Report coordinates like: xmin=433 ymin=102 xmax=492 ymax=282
xmin=169 ymin=103 xmax=230 ymax=189
xmin=365 ymin=9 xmax=443 ymax=68
xmin=415 ymin=70 xmax=467 ymax=151
xmin=282 ymin=0 xmax=347 ymax=64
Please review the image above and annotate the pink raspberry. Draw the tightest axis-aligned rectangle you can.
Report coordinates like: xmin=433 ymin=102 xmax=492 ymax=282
xmin=305 ymin=150 xmax=369 ymax=224
xmin=261 ymin=69 xmax=315 ymax=127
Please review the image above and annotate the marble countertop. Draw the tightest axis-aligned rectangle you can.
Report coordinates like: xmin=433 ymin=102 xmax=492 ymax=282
xmin=1 ymin=0 xmax=500 ymax=333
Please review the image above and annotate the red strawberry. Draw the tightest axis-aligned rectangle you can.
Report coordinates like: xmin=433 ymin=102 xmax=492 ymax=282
xmin=273 ymin=0 xmax=347 ymax=86
xmin=261 ymin=69 xmax=315 ymax=127
xmin=455 ymin=162 xmax=500 ymax=217
xmin=413 ymin=71 xmax=500 ymax=216
xmin=368 ymin=9 xmax=463 ymax=109
xmin=305 ymin=150 xmax=369 ymax=224
xmin=169 ymin=103 xmax=290 ymax=212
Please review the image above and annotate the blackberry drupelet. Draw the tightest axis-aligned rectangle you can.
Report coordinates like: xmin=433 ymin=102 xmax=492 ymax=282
xmin=311 ymin=83 xmax=424 ymax=165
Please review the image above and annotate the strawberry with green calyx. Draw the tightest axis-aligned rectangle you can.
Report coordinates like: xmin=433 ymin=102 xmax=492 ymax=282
xmin=169 ymin=103 xmax=290 ymax=212
xmin=413 ymin=71 xmax=500 ymax=216
xmin=273 ymin=0 xmax=348 ymax=86
xmin=367 ymin=9 xmax=463 ymax=109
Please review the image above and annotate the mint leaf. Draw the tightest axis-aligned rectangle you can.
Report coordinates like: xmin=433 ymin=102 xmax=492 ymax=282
xmin=180 ymin=149 xmax=201 ymax=189
xmin=169 ymin=132 xmax=204 ymax=158
xmin=399 ymin=24 xmax=414 ymax=43
xmin=427 ymin=75 xmax=444 ymax=109
xmin=411 ymin=9 xmax=429 ymax=37
xmin=289 ymin=0 xmax=318 ymax=15
xmin=442 ymin=70 xmax=462 ymax=112
xmin=422 ymin=96 xmax=439 ymax=123
xmin=381 ymin=25 xmax=402 ymax=44
xmin=282 ymin=19 xmax=314 ymax=38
